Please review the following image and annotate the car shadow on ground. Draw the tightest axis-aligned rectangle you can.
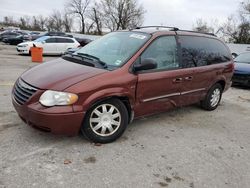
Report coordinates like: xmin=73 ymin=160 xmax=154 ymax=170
xmin=231 ymin=85 xmax=250 ymax=90
xmin=12 ymin=103 xmax=204 ymax=145
xmin=20 ymin=104 xmax=202 ymax=144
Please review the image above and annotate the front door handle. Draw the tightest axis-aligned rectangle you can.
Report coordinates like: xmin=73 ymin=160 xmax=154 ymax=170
xmin=184 ymin=76 xmax=193 ymax=81
xmin=173 ymin=78 xmax=183 ymax=83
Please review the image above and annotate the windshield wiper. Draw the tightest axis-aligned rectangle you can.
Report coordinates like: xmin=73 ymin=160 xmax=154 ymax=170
xmin=62 ymin=54 xmax=95 ymax=67
xmin=77 ymin=52 xmax=108 ymax=69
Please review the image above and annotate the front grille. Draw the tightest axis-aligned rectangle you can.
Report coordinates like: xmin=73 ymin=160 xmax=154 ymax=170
xmin=13 ymin=79 xmax=38 ymax=105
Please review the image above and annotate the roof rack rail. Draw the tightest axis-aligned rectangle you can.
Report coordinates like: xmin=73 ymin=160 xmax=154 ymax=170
xmin=176 ymin=29 xmax=216 ymax=36
xmin=133 ymin=26 xmax=216 ymax=36
xmin=134 ymin=26 xmax=179 ymax=31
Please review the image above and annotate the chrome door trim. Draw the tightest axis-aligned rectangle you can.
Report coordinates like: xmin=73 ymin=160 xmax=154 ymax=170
xmin=142 ymin=92 xmax=181 ymax=102
xmin=142 ymin=88 xmax=206 ymax=103
xmin=181 ymin=88 xmax=206 ymax=95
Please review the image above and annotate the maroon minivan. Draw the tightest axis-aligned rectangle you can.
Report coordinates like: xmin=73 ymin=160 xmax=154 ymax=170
xmin=12 ymin=26 xmax=234 ymax=143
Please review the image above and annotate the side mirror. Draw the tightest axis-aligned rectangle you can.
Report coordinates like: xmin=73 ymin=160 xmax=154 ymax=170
xmin=134 ymin=58 xmax=157 ymax=72
xmin=232 ymin=53 xmax=238 ymax=59
xmin=41 ymin=41 xmax=46 ymax=44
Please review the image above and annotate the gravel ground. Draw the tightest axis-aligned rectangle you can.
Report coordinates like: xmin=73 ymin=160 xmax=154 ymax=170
xmin=0 ymin=44 xmax=250 ymax=188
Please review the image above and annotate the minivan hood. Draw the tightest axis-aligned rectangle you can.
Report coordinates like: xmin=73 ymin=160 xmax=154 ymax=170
xmin=234 ymin=62 xmax=250 ymax=74
xmin=21 ymin=58 xmax=107 ymax=90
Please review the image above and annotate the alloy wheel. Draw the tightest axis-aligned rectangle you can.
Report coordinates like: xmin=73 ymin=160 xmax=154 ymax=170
xmin=210 ymin=88 xmax=221 ymax=107
xmin=89 ymin=104 xmax=121 ymax=137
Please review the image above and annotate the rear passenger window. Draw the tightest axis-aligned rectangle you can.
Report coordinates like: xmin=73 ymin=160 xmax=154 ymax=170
xmin=56 ymin=38 xmax=65 ymax=43
xmin=45 ymin=38 xmax=57 ymax=43
xmin=56 ymin=38 xmax=74 ymax=43
xmin=141 ymin=36 xmax=179 ymax=71
xmin=179 ymin=36 xmax=231 ymax=68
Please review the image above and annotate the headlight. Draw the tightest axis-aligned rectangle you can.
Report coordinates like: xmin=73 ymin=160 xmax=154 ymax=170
xmin=39 ymin=90 xmax=78 ymax=107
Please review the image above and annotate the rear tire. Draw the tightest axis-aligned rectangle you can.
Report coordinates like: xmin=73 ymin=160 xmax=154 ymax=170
xmin=81 ymin=98 xmax=128 ymax=143
xmin=201 ymin=83 xmax=223 ymax=111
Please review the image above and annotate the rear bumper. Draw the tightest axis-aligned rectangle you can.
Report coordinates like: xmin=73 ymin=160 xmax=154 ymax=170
xmin=12 ymin=96 xmax=85 ymax=136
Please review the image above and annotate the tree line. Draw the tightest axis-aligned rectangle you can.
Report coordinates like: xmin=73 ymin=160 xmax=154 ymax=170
xmin=193 ymin=0 xmax=250 ymax=44
xmin=1 ymin=0 xmax=249 ymax=44
xmin=0 ymin=0 xmax=145 ymax=35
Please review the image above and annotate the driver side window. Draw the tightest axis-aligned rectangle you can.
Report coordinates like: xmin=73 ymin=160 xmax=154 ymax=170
xmin=141 ymin=36 xmax=179 ymax=71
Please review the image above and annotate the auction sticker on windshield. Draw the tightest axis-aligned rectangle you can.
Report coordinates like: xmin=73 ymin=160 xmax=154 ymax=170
xmin=129 ymin=34 xmax=146 ymax=40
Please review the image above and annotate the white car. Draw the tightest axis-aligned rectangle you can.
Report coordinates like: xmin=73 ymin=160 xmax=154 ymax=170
xmin=16 ymin=36 xmax=80 ymax=55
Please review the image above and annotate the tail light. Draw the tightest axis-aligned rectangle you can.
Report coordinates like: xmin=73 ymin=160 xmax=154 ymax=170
xmin=223 ymin=62 xmax=234 ymax=73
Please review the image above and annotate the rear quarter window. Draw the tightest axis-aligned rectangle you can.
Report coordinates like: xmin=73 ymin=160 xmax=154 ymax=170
xmin=64 ymin=38 xmax=74 ymax=43
xmin=179 ymin=36 xmax=231 ymax=68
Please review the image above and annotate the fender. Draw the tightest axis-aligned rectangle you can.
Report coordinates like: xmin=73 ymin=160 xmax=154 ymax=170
xmin=73 ymin=87 xmax=135 ymax=113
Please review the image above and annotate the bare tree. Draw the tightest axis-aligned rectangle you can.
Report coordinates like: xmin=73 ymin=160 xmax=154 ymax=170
xmin=31 ymin=16 xmax=42 ymax=31
xmin=88 ymin=2 xmax=103 ymax=35
xmin=240 ymin=0 xmax=250 ymax=15
xmin=101 ymin=0 xmax=145 ymax=31
xmin=63 ymin=12 xmax=74 ymax=32
xmin=85 ymin=21 xmax=95 ymax=33
xmin=67 ymin=0 xmax=91 ymax=33
xmin=193 ymin=18 xmax=214 ymax=33
xmin=221 ymin=1 xmax=250 ymax=43
xmin=45 ymin=17 xmax=55 ymax=31
xmin=19 ymin=16 xmax=31 ymax=30
xmin=3 ymin=16 xmax=16 ymax=27
xmin=38 ymin=15 xmax=47 ymax=31
xmin=222 ymin=16 xmax=250 ymax=43
xmin=49 ymin=10 xmax=64 ymax=31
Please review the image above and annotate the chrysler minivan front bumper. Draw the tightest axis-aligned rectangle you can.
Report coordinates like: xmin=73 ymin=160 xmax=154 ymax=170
xmin=12 ymin=95 xmax=84 ymax=136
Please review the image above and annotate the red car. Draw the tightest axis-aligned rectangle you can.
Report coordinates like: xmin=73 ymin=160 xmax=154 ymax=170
xmin=12 ymin=26 xmax=234 ymax=143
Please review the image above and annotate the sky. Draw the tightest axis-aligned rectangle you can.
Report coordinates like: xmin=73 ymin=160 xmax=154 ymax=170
xmin=0 ymin=0 xmax=242 ymax=30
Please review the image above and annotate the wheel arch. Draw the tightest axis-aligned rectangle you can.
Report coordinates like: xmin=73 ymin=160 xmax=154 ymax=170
xmin=217 ymin=80 xmax=226 ymax=91
xmin=209 ymin=76 xmax=226 ymax=92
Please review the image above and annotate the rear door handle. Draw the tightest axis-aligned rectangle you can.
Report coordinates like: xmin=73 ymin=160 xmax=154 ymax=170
xmin=173 ymin=78 xmax=183 ymax=83
xmin=184 ymin=76 xmax=193 ymax=81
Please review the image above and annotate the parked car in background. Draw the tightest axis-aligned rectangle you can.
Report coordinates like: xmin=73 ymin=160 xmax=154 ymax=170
xmin=232 ymin=53 xmax=238 ymax=59
xmin=75 ymin=37 xmax=92 ymax=46
xmin=12 ymin=26 xmax=234 ymax=143
xmin=17 ymin=36 xmax=80 ymax=55
xmin=0 ymin=31 xmax=20 ymax=41
xmin=64 ymin=47 xmax=82 ymax=55
xmin=232 ymin=52 xmax=250 ymax=87
xmin=2 ymin=35 xmax=24 ymax=45
xmin=64 ymin=37 xmax=94 ymax=54
xmin=14 ymin=30 xmax=28 ymax=36
xmin=32 ymin=31 xmax=73 ymax=40
xmin=23 ymin=31 xmax=40 ymax=41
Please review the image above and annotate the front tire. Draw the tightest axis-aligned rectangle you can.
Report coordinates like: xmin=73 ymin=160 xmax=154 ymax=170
xmin=201 ymin=83 xmax=223 ymax=111
xmin=81 ymin=99 xmax=128 ymax=143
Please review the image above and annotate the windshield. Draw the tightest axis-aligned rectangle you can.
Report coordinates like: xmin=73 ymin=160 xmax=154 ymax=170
xmin=75 ymin=32 xmax=150 ymax=67
xmin=34 ymin=36 xmax=49 ymax=42
xmin=234 ymin=52 xmax=250 ymax=64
